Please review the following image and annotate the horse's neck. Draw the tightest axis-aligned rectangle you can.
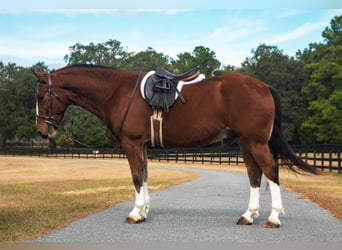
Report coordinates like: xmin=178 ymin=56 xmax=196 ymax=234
xmin=60 ymin=71 xmax=124 ymax=120
xmin=70 ymin=90 xmax=105 ymax=119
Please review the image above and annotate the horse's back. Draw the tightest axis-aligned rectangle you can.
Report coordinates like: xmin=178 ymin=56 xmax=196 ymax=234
xmin=180 ymin=72 xmax=273 ymax=114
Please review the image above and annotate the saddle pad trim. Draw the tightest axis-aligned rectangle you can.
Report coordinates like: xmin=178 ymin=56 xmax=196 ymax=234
xmin=140 ymin=70 xmax=156 ymax=99
xmin=175 ymin=73 xmax=205 ymax=98
xmin=140 ymin=71 xmax=205 ymax=100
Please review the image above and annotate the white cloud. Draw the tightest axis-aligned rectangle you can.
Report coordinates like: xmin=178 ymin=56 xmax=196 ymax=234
xmin=201 ymin=17 xmax=266 ymax=66
xmin=205 ymin=16 xmax=266 ymax=44
xmin=0 ymin=36 xmax=69 ymax=60
xmin=269 ymin=21 xmax=326 ymax=44
xmin=277 ymin=10 xmax=306 ymax=18
xmin=1 ymin=45 xmax=67 ymax=61
xmin=2 ymin=0 xmax=342 ymax=12
xmin=206 ymin=25 xmax=266 ymax=44
xmin=25 ymin=9 xmax=191 ymax=16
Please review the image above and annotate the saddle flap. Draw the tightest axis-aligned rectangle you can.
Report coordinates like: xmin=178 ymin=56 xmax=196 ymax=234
xmin=144 ymin=75 xmax=176 ymax=112
xmin=141 ymin=67 xmax=204 ymax=113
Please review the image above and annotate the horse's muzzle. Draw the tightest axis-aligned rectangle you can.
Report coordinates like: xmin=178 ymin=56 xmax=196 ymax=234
xmin=38 ymin=131 xmax=49 ymax=139
xmin=37 ymin=125 xmax=57 ymax=139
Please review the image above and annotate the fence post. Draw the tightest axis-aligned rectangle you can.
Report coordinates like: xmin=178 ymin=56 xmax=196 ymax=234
xmin=236 ymin=151 xmax=239 ymax=165
xmin=321 ymin=151 xmax=324 ymax=171
xmin=329 ymin=151 xmax=332 ymax=172
xmin=313 ymin=149 xmax=316 ymax=168
xmin=338 ymin=150 xmax=341 ymax=174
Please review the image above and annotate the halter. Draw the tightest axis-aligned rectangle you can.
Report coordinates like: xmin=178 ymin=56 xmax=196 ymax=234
xmin=36 ymin=74 xmax=66 ymax=129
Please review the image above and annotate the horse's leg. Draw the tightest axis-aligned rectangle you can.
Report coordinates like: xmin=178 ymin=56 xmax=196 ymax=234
xmin=248 ymin=143 xmax=285 ymax=228
xmin=122 ymin=142 xmax=150 ymax=224
xmin=236 ymin=142 xmax=262 ymax=225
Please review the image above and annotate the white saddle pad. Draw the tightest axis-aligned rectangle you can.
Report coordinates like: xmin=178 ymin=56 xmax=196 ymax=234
xmin=140 ymin=71 xmax=206 ymax=99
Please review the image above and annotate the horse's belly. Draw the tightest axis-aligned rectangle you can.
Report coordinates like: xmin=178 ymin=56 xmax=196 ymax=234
xmin=163 ymin=127 xmax=236 ymax=148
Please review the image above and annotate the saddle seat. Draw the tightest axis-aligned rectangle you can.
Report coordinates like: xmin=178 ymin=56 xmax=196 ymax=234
xmin=142 ymin=66 xmax=203 ymax=113
xmin=155 ymin=66 xmax=200 ymax=81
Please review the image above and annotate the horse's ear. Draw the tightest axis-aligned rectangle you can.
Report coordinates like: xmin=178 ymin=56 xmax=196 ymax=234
xmin=33 ymin=71 xmax=47 ymax=82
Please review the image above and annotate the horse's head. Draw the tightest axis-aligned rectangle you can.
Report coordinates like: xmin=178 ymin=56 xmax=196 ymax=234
xmin=34 ymin=72 xmax=69 ymax=139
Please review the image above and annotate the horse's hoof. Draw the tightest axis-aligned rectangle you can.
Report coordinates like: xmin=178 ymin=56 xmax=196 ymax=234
xmin=236 ymin=216 xmax=252 ymax=225
xmin=124 ymin=216 xmax=146 ymax=224
xmin=262 ymin=219 xmax=280 ymax=228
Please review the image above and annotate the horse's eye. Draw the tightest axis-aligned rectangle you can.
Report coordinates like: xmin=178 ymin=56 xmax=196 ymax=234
xmin=37 ymin=95 xmax=44 ymax=102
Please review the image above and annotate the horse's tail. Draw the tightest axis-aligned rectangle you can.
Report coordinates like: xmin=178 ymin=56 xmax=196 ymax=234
xmin=268 ymin=87 xmax=319 ymax=174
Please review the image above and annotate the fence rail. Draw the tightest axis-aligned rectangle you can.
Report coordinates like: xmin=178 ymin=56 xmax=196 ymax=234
xmin=1 ymin=144 xmax=341 ymax=173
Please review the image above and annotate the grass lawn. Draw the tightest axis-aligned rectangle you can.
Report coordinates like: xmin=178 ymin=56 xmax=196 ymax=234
xmin=0 ymin=157 xmax=199 ymax=242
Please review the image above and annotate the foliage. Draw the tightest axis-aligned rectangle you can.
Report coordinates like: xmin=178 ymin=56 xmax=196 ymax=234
xmin=299 ymin=15 xmax=342 ymax=143
xmin=0 ymin=15 xmax=341 ymax=146
xmin=172 ymin=46 xmax=221 ymax=76
xmin=120 ymin=47 xmax=171 ymax=71
xmin=64 ymin=39 xmax=131 ymax=67
xmin=0 ymin=62 xmax=48 ymax=148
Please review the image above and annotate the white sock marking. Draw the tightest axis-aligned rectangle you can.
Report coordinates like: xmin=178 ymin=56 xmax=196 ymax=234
xmin=267 ymin=178 xmax=285 ymax=225
xmin=129 ymin=181 xmax=150 ymax=221
xmin=242 ymin=186 xmax=260 ymax=223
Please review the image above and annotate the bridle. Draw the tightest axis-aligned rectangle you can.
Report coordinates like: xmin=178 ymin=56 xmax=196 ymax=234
xmin=36 ymin=74 xmax=67 ymax=130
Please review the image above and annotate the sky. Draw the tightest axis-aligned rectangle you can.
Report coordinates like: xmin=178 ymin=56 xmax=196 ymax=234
xmin=0 ymin=1 xmax=341 ymax=69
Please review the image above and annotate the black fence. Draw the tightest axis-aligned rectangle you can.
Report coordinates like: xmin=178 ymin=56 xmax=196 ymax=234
xmin=1 ymin=144 xmax=341 ymax=173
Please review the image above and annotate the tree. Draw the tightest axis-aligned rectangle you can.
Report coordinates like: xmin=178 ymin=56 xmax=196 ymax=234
xmin=0 ymin=62 xmax=47 ymax=148
xmin=214 ymin=64 xmax=236 ymax=76
xmin=299 ymin=15 xmax=342 ymax=143
xmin=172 ymin=46 xmax=221 ymax=76
xmin=64 ymin=39 xmax=131 ymax=68
xmin=120 ymin=47 xmax=171 ymax=71
xmin=322 ymin=15 xmax=342 ymax=47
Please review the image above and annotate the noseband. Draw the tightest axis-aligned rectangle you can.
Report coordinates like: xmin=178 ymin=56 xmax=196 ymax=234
xmin=36 ymin=74 xmax=66 ymax=129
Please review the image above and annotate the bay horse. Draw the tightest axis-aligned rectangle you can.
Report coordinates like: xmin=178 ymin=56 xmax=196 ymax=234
xmin=34 ymin=64 xmax=317 ymax=228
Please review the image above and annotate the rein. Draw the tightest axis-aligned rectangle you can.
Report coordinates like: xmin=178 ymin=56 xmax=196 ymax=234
xmin=119 ymin=72 xmax=142 ymax=132
xmin=59 ymin=128 xmax=109 ymax=148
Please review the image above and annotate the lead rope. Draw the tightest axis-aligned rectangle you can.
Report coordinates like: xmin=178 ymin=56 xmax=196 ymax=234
xmin=119 ymin=72 xmax=142 ymax=133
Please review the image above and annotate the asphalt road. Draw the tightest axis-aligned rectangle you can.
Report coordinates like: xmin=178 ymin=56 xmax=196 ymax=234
xmin=34 ymin=166 xmax=341 ymax=242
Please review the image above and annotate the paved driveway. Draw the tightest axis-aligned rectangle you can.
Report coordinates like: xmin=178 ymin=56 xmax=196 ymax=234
xmin=34 ymin=166 xmax=341 ymax=242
